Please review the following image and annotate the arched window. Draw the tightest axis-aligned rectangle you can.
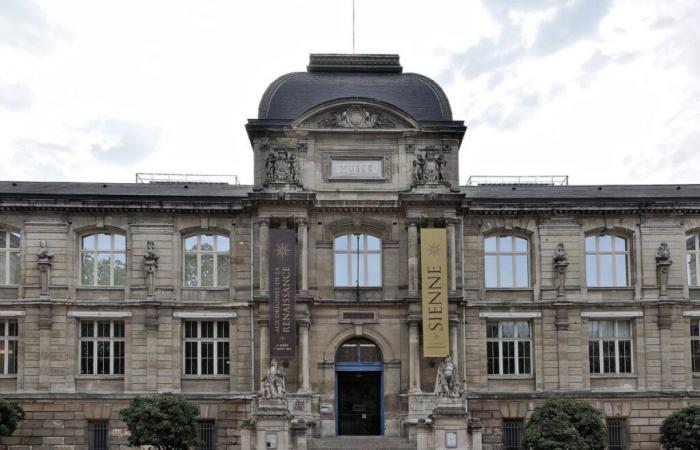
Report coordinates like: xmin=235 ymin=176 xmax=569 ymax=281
xmin=687 ymin=233 xmax=700 ymax=286
xmin=0 ymin=230 xmax=20 ymax=285
xmin=484 ymin=235 xmax=529 ymax=288
xmin=585 ymin=234 xmax=629 ymax=287
xmin=335 ymin=337 xmax=382 ymax=363
xmin=183 ymin=233 xmax=230 ymax=287
xmin=334 ymin=234 xmax=381 ymax=287
xmin=80 ymin=232 xmax=126 ymax=286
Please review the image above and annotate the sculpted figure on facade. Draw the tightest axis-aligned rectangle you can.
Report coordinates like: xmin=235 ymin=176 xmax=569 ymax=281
xmin=656 ymin=242 xmax=672 ymax=297
xmin=143 ymin=241 xmax=159 ymax=297
xmin=36 ymin=240 xmax=55 ymax=262
xmin=553 ymin=243 xmax=569 ymax=297
xmin=413 ymin=146 xmax=447 ymax=185
xmin=260 ymin=359 xmax=287 ymax=399
xmin=315 ymin=105 xmax=396 ymax=129
xmin=36 ymin=240 xmax=55 ymax=298
xmin=434 ymin=354 xmax=461 ymax=398
xmin=265 ymin=149 xmax=300 ymax=185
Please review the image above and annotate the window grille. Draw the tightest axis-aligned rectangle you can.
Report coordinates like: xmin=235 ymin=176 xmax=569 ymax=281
xmin=487 ymin=321 xmax=531 ymax=376
xmin=0 ymin=230 xmax=20 ymax=285
xmin=88 ymin=420 xmax=108 ymax=450
xmin=607 ymin=418 xmax=627 ymax=450
xmin=484 ymin=235 xmax=529 ymax=288
xmin=80 ymin=320 xmax=125 ymax=375
xmin=588 ymin=320 xmax=633 ymax=375
xmin=184 ymin=321 xmax=230 ymax=375
xmin=502 ymin=419 xmax=524 ymax=450
xmin=197 ymin=420 xmax=216 ymax=450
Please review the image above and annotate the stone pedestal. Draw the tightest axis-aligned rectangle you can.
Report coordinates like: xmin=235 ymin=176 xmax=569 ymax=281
xmin=37 ymin=259 xmax=52 ymax=299
xmin=255 ymin=398 xmax=292 ymax=450
xmin=430 ymin=398 xmax=476 ymax=450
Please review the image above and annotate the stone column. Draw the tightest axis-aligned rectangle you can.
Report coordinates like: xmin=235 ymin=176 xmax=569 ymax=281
xmin=450 ymin=319 xmax=459 ymax=373
xmin=408 ymin=221 xmax=419 ymax=295
xmin=408 ymin=319 xmax=421 ymax=393
xmin=259 ymin=219 xmax=270 ymax=295
xmin=298 ymin=219 xmax=309 ymax=293
xmin=298 ymin=319 xmax=310 ymax=393
xmin=259 ymin=319 xmax=269 ymax=387
xmin=447 ymin=220 xmax=457 ymax=293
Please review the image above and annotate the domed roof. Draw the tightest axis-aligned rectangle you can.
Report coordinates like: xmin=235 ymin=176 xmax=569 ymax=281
xmin=257 ymin=54 xmax=453 ymax=122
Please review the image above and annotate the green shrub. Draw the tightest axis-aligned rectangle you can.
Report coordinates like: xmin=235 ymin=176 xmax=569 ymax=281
xmin=0 ymin=399 xmax=24 ymax=437
xmin=521 ymin=399 xmax=607 ymax=450
xmin=660 ymin=404 xmax=700 ymax=450
xmin=119 ymin=393 xmax=199 ymax=450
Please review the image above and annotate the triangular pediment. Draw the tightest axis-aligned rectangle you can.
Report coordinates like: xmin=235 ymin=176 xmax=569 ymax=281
xmin=293 ymin=99 xmax=419 ymax=130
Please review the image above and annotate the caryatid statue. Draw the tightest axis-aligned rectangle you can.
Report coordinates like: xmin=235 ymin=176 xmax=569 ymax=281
xmin=143 ymin=241 xmax=159 ymax=297
xmin=36 ymin=240 xmax=55 ymax=297
xmin=434 ymin=354 xmax=461 ymax=398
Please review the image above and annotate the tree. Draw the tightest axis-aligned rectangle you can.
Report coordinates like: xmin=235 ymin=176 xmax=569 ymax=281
xmin=119 ymin=393 xmax=200 ymax=450
xmin=0 ymin=399 xmax=24 ymax=438
xmin=660 ymin=404 xmax=700 ymax=450
xmin=521 ymin=399 xmax=607 ymax=450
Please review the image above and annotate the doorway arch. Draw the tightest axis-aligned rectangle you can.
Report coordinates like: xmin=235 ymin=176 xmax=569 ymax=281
xmin=335 ymin=337 xmax=384 ymax=436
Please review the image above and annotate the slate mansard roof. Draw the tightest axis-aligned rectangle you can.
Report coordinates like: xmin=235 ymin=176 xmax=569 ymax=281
xmin=257 ymin=54 xmax=453 ymax=122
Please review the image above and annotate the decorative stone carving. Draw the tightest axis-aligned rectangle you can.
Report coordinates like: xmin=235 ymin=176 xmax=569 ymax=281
xmin=553 ymin=243 xmax=569 ymax=298
xmin=143 ymin=240 xmax=159 ymax=298
xmin=260 ymin=359 xmax=287 ymax=399
xmin=314 ymin=105 xmax=396 ymax=129
xmin=265 ymin=148 xmax=300 ymax=185
xmin=434 ymin=354 xmax=461 ymax=398
xmin=36 ymin=240 xmax=54 ymax=298
xmin=656 ymin=242 xmax=672 ymax=296
xmin=413 ymin=145 xmax=447 ymax=185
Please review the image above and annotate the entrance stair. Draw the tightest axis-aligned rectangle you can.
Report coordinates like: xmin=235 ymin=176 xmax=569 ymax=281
xmin=308 ymin=436 xmax=416 ymax=450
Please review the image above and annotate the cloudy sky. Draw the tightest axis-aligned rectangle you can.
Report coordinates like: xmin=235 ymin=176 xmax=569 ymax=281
xmin=1 ymin=0 xmax=698 ymax=185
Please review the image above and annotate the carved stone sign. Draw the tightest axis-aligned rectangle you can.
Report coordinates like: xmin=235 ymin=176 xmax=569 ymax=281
xmin=330 ymin=159 xmax=383 ymax=179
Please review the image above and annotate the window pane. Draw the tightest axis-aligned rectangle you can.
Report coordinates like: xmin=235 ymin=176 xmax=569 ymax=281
xmin=501 ymin=321 xmax=514 ymax=338
xmin=618 ymin=340 xmax=632 ymax=373
xmin=0 ymin=341 xmax=5 ymax=374
xmin=602 ymin=341 xmax=616 ymax=373
xmin=113 ymin=341 xmax=125 ymax=375
xmin=201 ymin=321 xmax=214 ymax=338
xmin=484 ymin=236 xmax=497 ymax=252
xmin=334 ymin=254 xmax=349 ymax=286
xmin=518 ymin=341 xmax=531 ymax=374
xmin=217 ymin=342 xmax=230 ymax=375
xmin=201 ymin=255 xmax=214 ymax=286
xmin=486 ymin=322 xmax=498 ymax=338
xmin=692 ymin=340 xmax=700 ymax=372
xmin=599 ymin=254 xmax=613 ymax=287
xmin=200 ymin=234 xmax=215 ymax=251
xmin=9 ymin=232 xmax=19 ymax=248
xmin=97 ymin=321 xmax=110 ymax=338
xmin=485 ymin=255 xmax=497 ymax=288
xmin=7 ymin=341 xmax=16 ymax=374
xmin=114 ymin=234 xmax=126 ymax=250
xmin=113 ymin=253 xmax=126 ymax=286
xmin=515 ymin=255 xmax=528 ymax=287
xmin=688 ymin=235 xmax=697 ymax=251
xmin=216 ymin=254 xmax=230 ymax=287
xmin=82 ymin=234 xmax=94 ymax=250
xmin=201 ymin=342 xmax=214 ymax=375
xmin=0 ymin=232 xmax=4 ymax=248
xmin=366 ymin=254 xmax=381 ymax=287
xmin=185 ymin=342 xmax=198 ymax=375
xmin=589 ymin=341 xmax=600 ymax=373
xmin=599 ymin=235 xmax=612 ymax=252
xmin=217 ymin=321 xmax=229 ymax=338
xmin=350 ymin=234 xmax=359 ymax=251
xmin=692 ymin=320 xmax=700 ymax=337
xmin=366 ymin=235 xmax=381 ymax=251
xmin=184 ymin=254 xmax=198 ymax=287
xmin=688 ymin=253 xmax=698 ymax=286
xmin=185 ymin=321 xmax=198 ymax=338
xmin=8 ymin=321 xmax=17 ymax=337
xmin=185 ymin=236 xmax=198 ymax=251
xmin=0 ymin=254 xmax=5 ymax=284
xmin=614 ymin=236 xmax=627 ymax=252
xmin=97 ymin=253 xmax=112 ymax=286
xmin=499 ymin=255 xmax=513 ymax=287
xmin=514 ymin=237 xmax=527 ymax=252
xmin=113 ymin=321 xmax=124 ymax=338
xmin=97 ymin=233 xmax=111 ymax=250
xmin=503 ymin=341 xmax=515 ymax=374
xmin=97 ymin=341 xmax=110 ymax=374
xmin=585 ymin=236 xmax=596 ymax=252
xmin=586 ymin=254 xmax=597 ymax=287
xmin=81 ymin=253 xmax=95 ymax=285
xmin=9 ymin=252 xmax=19 ymax=285
xmin=334 ymin=235 xmax=349 ymax=251
xmin=614 ymin=254 xmax=628 ymax=286
xmin=617 ymin=320 xmax=631 ymax=337
xmin=217 ymin=235 xmax=230 ymax=252
xmin=81 ymin=341 xmax=94 ymax=374
xmin=601 ymin=321 xmax=615 ymax=337
xmin=487 ymin=341 xmax=499 ymax=375
xmin=588 ymin=320 xmax=599 ymax=338
xmin=499 ymin=236 xmax=512 ymax=252
xmin=516 ymin=321 xmax=530 ymax=339
xmin=81 ymin=321 xmax=94 ymax=338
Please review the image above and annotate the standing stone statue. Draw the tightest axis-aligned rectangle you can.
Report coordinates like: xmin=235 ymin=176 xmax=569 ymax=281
xmin=260 ymin=359 xmax=287 ymax=399
xmin=434 ymin=354 xmax=461 ymax=398
xmin=36 ymin=240 xmax=55 ymax=298
xmin=553 ymin=243 xmax=569 ymax=298
xmin=656 ymin=242 xmax=672 ymax=297
xmin=143 ymin=241 xmax=159 ymax=298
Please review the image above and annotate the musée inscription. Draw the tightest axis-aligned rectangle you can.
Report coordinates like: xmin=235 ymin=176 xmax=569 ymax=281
xmin=330 ymin=159 xmax=383 ymax=179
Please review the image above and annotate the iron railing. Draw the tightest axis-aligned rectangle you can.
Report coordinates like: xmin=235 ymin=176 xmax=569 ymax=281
xmin=466 ymin=175 xmax=569 ymax=186
xmin=135 ymin=173 xmax=239 ymax=185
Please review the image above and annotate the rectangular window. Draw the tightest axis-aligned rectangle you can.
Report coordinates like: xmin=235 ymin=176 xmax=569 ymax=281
xmin=502 ymin=419 xmax=524 ymax=450
xmin=80 ymin=320 xmax=125 ymax=375
xmin=607 ymin=419 xmax=627 ymax=450
xmin=197 ymin=420 xmax=216 ymax=450
xmin=585 ymin=235 xmax=629 ymax=287
xmin=692 ymin=320 xmax=700 ymax=373
xmin=88 ymin=420 xmax=109 ymax=450
xmin=588 ymin=319 xmax=633 ymax=375
xmin=184 ymin=321 xmax=230 ymax=375
xmin=486 ymin=321 xmax=531 ymax=376
xmin=0 ymin=231 xmax=20 ymax=285
xmin=484 ymin=235 xmax=529 ymax=288
xmin=0 ymin=319 xmax=18 ymax=375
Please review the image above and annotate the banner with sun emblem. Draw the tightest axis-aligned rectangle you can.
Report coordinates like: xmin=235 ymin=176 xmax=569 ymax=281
xmin=269 ymin=229 xmax=296 ymax=358
xmin=420 ymin=228 xmax=449 ymax=357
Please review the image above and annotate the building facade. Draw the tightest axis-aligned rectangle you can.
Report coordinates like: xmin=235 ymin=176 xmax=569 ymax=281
xmin=0 ymin=54 xmax=699 ymax=450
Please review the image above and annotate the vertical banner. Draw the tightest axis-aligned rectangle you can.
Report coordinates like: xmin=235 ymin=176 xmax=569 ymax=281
xmin=420 ymin=228 xmax=449 ymax=357
xmin=269 ymin=229 xmax=297 ymax=358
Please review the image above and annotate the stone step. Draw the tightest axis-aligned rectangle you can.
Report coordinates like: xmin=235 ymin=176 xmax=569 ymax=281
xmin=308 ymin=436 xmax=416 ymax=450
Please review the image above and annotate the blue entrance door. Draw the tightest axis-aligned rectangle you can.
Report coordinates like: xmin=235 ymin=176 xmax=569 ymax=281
xmin=335 ymin=363 xmax=384 ymax=435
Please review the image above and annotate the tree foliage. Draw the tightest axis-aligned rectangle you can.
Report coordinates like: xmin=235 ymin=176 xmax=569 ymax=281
xmin=0 ymin=399 xmax=24 ymax=437
xmin=521 ymin=399 xmax=607 ymax=450
xmin=660 ymin=404 xmax=700 ymax=450
xmin=119 ymin=393 xmax=200 ymax=450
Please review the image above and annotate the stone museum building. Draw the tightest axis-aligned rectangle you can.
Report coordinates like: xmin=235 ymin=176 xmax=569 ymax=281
xmin=0 ymin=53 xmax=699 ymax=450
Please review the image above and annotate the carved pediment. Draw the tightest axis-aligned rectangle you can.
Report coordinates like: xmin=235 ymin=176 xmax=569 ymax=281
xmin=296 ymin=101 xmax=416 ymax=130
